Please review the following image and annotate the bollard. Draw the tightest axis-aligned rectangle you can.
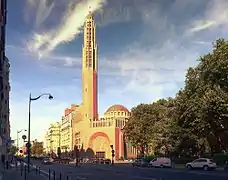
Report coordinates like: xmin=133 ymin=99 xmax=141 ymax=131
xmin=49 ymin=169 xmax=51 ymax=180
xmin=24 ymin=165 xmax=27 ymax=180
xmin=59 ymin=173 xmax=62 ymax=180
xmin=36 ymin=166 xmax=38 ymax=174
xmin=66 ymin=175 xmax=69 ymax=180
xmin=20 ymin=164 xmax=23 ymax=176
xmin=53 ymin=170 xmax=56 ymax=180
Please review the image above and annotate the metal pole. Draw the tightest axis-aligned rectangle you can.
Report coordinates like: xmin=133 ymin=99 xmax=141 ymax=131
xmin=49 ymin=168 xmax=51 ymax=180
xmin=27 ymin=93 xmax=31 ymax=172
xmin=17 ymin=131 xmax=19 ymax=155
xmin=24 ymin=165 xmax=27 ymax=180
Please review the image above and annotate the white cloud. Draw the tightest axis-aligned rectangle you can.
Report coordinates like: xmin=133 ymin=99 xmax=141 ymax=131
xmin=15 ymin=0 xmax=228 ymax=130
xmin=25 ymin=0 xmax=55 ymax=26
xmin=27 ymin=0 xmax=106 ymax=57
xmin=97 ymin=0 xmax=228 ymax=103
xmin=187 ymin=0 xmax=228 ymax=34
xmin=188 ymin=20 xmax=216 ymax=33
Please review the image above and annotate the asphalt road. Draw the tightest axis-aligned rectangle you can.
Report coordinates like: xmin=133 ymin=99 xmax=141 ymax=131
xmin=31 ymin=161 xmax=228 ymax=180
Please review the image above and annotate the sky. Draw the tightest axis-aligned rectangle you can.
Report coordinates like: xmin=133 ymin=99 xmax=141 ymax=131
xmin=8 ymin=0 xmax=228 ymax=144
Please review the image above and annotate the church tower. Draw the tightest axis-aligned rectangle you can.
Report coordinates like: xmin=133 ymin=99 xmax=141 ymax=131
xmin=82 ymin=11 xmax=98 ymax=121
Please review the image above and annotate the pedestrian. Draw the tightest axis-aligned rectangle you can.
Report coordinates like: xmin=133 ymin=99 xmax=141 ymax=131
xmin=1 ymin=154 xmax=5 ymax=165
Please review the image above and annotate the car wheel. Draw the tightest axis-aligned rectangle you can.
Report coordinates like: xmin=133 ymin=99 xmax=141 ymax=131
xmin=203 ymin=165 xmax=208 ymax=171
xmin=186 ymin=165 xmax=192 ymax=169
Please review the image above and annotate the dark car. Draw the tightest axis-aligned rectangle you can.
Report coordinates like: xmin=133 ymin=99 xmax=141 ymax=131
xmin=104 ymin=159 xmax=111 ymax=164
xmin=132 ymin=159 xmax=148 ymax=167
xmin=42 ymin=158 xmax=52 ymax=165
xmin=99 ymin=159 xmax=105 ymax=164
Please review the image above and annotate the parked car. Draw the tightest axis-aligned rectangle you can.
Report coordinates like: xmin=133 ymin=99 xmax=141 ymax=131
xmin=185 ymin=158 xmax=217 ymax=170
xmin=132 ymin=159 xmax=148 ymax=167
xmin=42 ymin=157 xmax=52 ymax=165
xmin=148 ymin=157 xmax=172 ymax=168
xmin=104 ymin=159 xmax=111 ymax=164
xmin=99 ymin=159 xmax=105 ymax=164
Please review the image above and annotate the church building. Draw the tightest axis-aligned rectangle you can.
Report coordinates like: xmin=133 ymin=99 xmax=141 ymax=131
xmin=45 ymin=11 xmax=137 ymax=160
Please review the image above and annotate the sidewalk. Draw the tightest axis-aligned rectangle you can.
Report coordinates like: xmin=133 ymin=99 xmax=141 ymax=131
xmin=1 ymin=167 xmax=47 ymax=180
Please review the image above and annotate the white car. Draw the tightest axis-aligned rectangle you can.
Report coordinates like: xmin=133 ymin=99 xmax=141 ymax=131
xmin=149 ymin=157 xmax=172 ymax=168
xmin=185 ymin=158 xmax=217 ymax=170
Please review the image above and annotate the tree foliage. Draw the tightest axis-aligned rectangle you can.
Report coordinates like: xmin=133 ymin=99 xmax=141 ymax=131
xmin=124 ymin=38 xmax=228 ymax=156
xmin=31 ymin=140 xmax=44 ymax=156
xmin=9 ymin=145 xmax=17 ymax=155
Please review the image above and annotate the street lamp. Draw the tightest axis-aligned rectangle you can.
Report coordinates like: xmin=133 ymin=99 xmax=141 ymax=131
xmin=27 ymin=93 xmax=53 ymax=172
xmin=17 ymin=129 xmax=27 ymax=155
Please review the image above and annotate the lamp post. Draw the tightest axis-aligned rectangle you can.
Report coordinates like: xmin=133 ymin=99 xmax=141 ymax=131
xmin=17 ymin=129 xmax=27 ymax=155
xmin=110 ymin=145 xmax=115 ymax=165
xmin=27 ymin=93 xmax=53 ymax=172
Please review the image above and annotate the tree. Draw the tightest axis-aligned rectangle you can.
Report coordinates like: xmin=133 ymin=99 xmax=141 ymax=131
xmin=9 ymin=145 xmax=17 ymax=155
xmin=31 ymin=141 xmax=44 ymax=156
xmin=173 ymin=39 xmax=228 ymax=154
xmin=124 ymin=104 xmax=156 ymax=155
xmin=124 ymin=100 xmax=176 ymax=155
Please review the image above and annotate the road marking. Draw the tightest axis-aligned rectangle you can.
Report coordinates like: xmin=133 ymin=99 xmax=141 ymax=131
xmin=131 ymin=176 xmax=162 ymax=180
xmin=75 ymin=176 xmax=87 ymax=180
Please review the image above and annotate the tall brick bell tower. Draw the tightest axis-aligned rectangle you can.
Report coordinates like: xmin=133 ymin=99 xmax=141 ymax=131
xmin=82 ymin=10 xmax=98 ymax=121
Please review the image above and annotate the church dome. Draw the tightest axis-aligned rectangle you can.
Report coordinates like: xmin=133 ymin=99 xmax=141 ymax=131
xmin=105 ymin=104 xmax=129 ymax=113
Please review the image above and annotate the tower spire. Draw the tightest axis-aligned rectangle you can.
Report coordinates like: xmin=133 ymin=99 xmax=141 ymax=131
xmin=88 ymin=6 xmax=91 ymax=13
xmin=82 ymin=9 xmax=98 ymax=121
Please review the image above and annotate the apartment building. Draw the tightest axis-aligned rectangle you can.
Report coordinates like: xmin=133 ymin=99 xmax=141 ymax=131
xmin=0 ymin=0 xmax=10 ymax=156
xmin=44 ymin=122 xmax=60 ymax=154
xmin=60 ymin=107 xmax=75 ymax=152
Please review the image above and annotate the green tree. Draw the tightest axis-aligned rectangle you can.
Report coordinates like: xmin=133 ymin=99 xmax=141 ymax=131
xmin=124 ymin=100 xmax=175 ymax=155
xmin=31 ymin=141 xmax=44 ymax=156
xmin=173 ymin=39 xmax=228 ymax=154
xmin=9 ymin=145 xmax=17 ymax=155
xmin=124 ymin=104 xmax=156 ymax=155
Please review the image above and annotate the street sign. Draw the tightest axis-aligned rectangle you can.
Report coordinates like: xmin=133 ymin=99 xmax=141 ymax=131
xmin=22 ymin=135 xmax=27 ymax=140
xmin=26 ymin=142 xmax=31 ymax=148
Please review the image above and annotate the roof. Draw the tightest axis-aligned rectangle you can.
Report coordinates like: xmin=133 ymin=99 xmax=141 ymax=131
xmin=105 ymin=104 xmax=129 ymax=113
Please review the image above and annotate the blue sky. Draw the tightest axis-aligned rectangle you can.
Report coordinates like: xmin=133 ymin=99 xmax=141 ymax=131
xmin=8 ymin=0 xmax=228 ymax=143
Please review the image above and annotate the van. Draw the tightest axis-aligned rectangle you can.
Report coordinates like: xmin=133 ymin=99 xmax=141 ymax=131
xmin=148 ymin=157 xmax=172 ymax=168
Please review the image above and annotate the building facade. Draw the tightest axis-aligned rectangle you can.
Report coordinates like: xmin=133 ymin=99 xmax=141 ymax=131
xmin=60 ymin=108 xmax=74 ymax=152
xmin=44 ymin=122 xmax=61 ymax=154
xmin=0 ymin=0 xmax=10 ymax=156
xmin=45 ymin=11 xmax=137 ymax=160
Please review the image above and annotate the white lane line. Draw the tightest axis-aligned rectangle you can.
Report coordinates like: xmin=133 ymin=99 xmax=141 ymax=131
xmin=75 ymin=176 xmax=87 ymax=180
xmin=131 ymin=176 xmax=162 ymax=180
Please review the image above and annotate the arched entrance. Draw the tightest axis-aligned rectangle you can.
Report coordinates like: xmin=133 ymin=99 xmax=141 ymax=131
xmin=88 ymin=132 xmax=111 ymax=159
